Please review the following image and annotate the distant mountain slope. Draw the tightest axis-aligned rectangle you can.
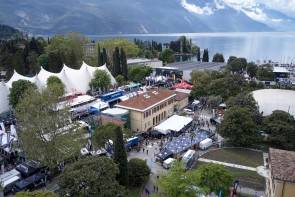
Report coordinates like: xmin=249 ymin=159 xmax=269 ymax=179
xmin=1 ymin=0 xmax=293 ymax=35
xmin=0 ymin=24 xmax=21 ymax=39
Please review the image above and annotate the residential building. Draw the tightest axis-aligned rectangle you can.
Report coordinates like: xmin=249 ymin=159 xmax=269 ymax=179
xmin=265 ymin=148 xmax=295 ymax=197
xmin=115 ymin=89 xmax=176 ymax=132
xmin=127 ymin=58 xmax=163 ymax=68
xmin=82 ymin=43 xmax=96 ymax=57
xmin=174 ymin=91 xmax=189 ymax=111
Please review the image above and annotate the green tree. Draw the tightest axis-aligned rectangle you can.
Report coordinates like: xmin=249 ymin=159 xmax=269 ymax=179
xmin=256 ymin=64 xmax=275 ymax=81
xmin=114 ymin=126 xmax=129 ymax=186
xmin=99 ymin=38 xmax=140 ymax=58
xmin=47 ymin=51 xmax=63 ymax=72
xmin=120 ymin=48 xmax=128 ymax=79
xmin=102 ymin=48 xmax=108 ymax=65
xmin=207 ymin=95 xmax=223 ymax=109
xmin=128 ymin=158 xmax=150 ymax=187
xmin=38 ymin=54 xmax=49 ymax=68
xmin=47 ymin=76 xmax=65 ymax=96
xmin=15 ymin=191 xmax=57 ymax=197
xmin=97 ymin=44 xmax=102 ymax=66
xmin=212 ymin=53 xmax=225 ymax=62
xmin=159 ymin=49 xmax=175 ymax=64
xmin=246 ymin=62 xmax=258 ymax=78
xmin=226 ymin=58 xmax=247 ymax=73
xmin=112 ymin=47 xmax=121 ymax=77
xmin=263 ymin=110 xmax=295 ymax=150
xmin=218 ymin=106 xmax=259 ymax=146
xmin=226 ymin=92 xmax=261 ymax=124
xmin=9 ymin=80 xmax=37 ymax=109
xmin=116 ymin=75 xmax=126 ymax=87
xmin=227 ymin=56 xmax=237 ymax=64
xmin=193 ymin=164 xmax=233 ymax=196
xmin=15 ymin=86 xmax=84 ymax=169
xmin=202 ymin=49 xmax=209 ymax=62
xmin=128 ymin=66 xmax=152 ymax=82
xmin=159 ymin=161 xmax=204 ymax=197
xmin=58 ymin=157 xmax=125 ymax=197
xmin=93 ymin=123 xmax=117 ymax=148
xmin=89 ymin=70 xmax=111 ymax=92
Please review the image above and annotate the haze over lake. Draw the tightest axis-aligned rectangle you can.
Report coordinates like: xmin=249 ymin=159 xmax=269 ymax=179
xmin=90 ymin=32 xmax=295 ymax=63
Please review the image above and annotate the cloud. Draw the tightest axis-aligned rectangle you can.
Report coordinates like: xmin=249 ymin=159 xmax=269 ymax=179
xmin=180 ymin=0 xmax=213 ymax=15
xmin=223 ymin=0 xmax=295 ymax=17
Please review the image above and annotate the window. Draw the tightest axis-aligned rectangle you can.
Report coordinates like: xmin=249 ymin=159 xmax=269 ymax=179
xmin=153 ymin=117 xmax=155 ymax=125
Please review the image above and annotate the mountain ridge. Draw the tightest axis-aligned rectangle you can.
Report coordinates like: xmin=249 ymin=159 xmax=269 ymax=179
xmin=1 ymin=0 xmax=294 ymax=35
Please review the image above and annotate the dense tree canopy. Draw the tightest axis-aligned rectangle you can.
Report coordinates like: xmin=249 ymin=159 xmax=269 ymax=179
xmin=128 ymin=158 xmax=150 ymax=187
xmin=218 ymin=106 xmax=259 ymax=146
xmin=212 ymin=53 xmax=225 ymax=63
xmin=15 ymin=191 xmax=57 ymax=197
xmin=46 ymin=76 xmax=65 ymax=96
xmin=159 ymin=49 xmax=175 ymax=64
xmin=246 ymin=62 xmax=258 ymax=78
xmin=226 ymin=92 xmax=262 ymax=124
xmin=202 ymin=49 xmax=209 ymax=62
xmin=256 ymin=64 xmax=275 ymax=81
xmin=15 ymin=86 xmax=84 ymax=168
xmin=193 ymin=164 xmax=233 ymax=196
xmin=128 ymin=66 xmax=152 ymax=82
xmin=58 ymin=157 xmax=125 ymax=197
xmin=226 ymin=57 xmax=247 ymax=73
xmin=263 ymin=110 xmax=295 ymax=150
xmin=89 ymin=70 xmax=111 ymax=92
xmin=159 ymin=161 xmax=204 ymax=197
xmin=9 ymin=80 xmax=37 ymax=109
xmin=113 ymin=126 xmax=129 ymax=186
xmin=99 ymin=38 xmax=140 ymax=58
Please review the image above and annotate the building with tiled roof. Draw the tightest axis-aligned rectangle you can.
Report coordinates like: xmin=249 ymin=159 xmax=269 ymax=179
xmin=115 ymin=89 xmax=177 ymax=132
xmin=265 ymin=148 xmax=295 ymax=197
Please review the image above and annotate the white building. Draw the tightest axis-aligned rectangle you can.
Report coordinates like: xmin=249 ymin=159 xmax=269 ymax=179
xmin=127 ymin=58 xmax=163 ymax=68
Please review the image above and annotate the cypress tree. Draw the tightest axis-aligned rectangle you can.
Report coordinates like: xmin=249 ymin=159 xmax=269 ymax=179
xmin=102 ymin=48 xmax=108 ymax=65
xmin=112 ymin=47 xmax=120 ymax=77
xmin=97 ymin=44 xmax=102 ymax=66
xmin=113 ymin=126 xmax=128 ymax=186
xmin=202 ymin=49 xmax=209 ymax=62
xmin=120 ymin=48 xmax=128 ymax=79
xmin=197 ymin=47 xmax=201 ymax=61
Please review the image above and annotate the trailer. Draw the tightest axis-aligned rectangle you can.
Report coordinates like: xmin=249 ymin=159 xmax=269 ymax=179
xmin=199 ymin=138 xmax=213 ymax=150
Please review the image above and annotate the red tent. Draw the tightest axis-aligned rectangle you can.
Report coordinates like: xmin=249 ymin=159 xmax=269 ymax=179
xmin=172 ymin=80 xmax=193 ymax=90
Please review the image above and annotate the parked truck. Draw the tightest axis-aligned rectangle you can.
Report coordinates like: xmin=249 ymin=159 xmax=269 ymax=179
xmin=182 ymin=149 xmax=197 ymax=170
xmin=199 ymin=138 xmax=213 ymax=150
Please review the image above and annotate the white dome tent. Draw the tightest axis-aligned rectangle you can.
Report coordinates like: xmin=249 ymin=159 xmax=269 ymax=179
xmin=0 ymin=62 xmax=116 ymax=114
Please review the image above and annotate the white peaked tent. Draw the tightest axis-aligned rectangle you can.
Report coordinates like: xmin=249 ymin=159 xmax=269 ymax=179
xmin=0 ymin=62 xmax=116 ymax=114
xmin=0 ymin=82 xmax=10 ymax=113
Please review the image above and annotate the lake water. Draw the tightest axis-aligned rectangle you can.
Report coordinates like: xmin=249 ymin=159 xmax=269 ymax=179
xmin=90 ymin=32 xmax=295 ymax=63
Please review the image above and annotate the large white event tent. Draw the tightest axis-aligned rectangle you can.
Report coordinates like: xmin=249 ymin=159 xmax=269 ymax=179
xmin=154 ymin=115 xmax=193 ymax=135
xmin=252 ymin=89 xmax=295 ymax=117
xmin=0 ymin=62 xmax=116 ymax=113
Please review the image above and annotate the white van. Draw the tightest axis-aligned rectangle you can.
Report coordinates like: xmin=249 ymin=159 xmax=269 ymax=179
xmin=163 ymin=158 xmax=176 ymax=169
xmin=182 ymin=149 xmax=196 ymax=169
xmin=199 ymin=138 xmax=213 ymax=150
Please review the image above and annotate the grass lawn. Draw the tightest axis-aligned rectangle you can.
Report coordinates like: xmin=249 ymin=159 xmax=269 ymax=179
xmin=201 ymin=148 xmax=264 ymax=167
xmin=195 ymin=161 xmax=265 ymax=191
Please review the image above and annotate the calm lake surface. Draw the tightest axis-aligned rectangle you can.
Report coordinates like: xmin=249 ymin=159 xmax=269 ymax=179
xmin=89 ymin=32 xmax=295 ymax=63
